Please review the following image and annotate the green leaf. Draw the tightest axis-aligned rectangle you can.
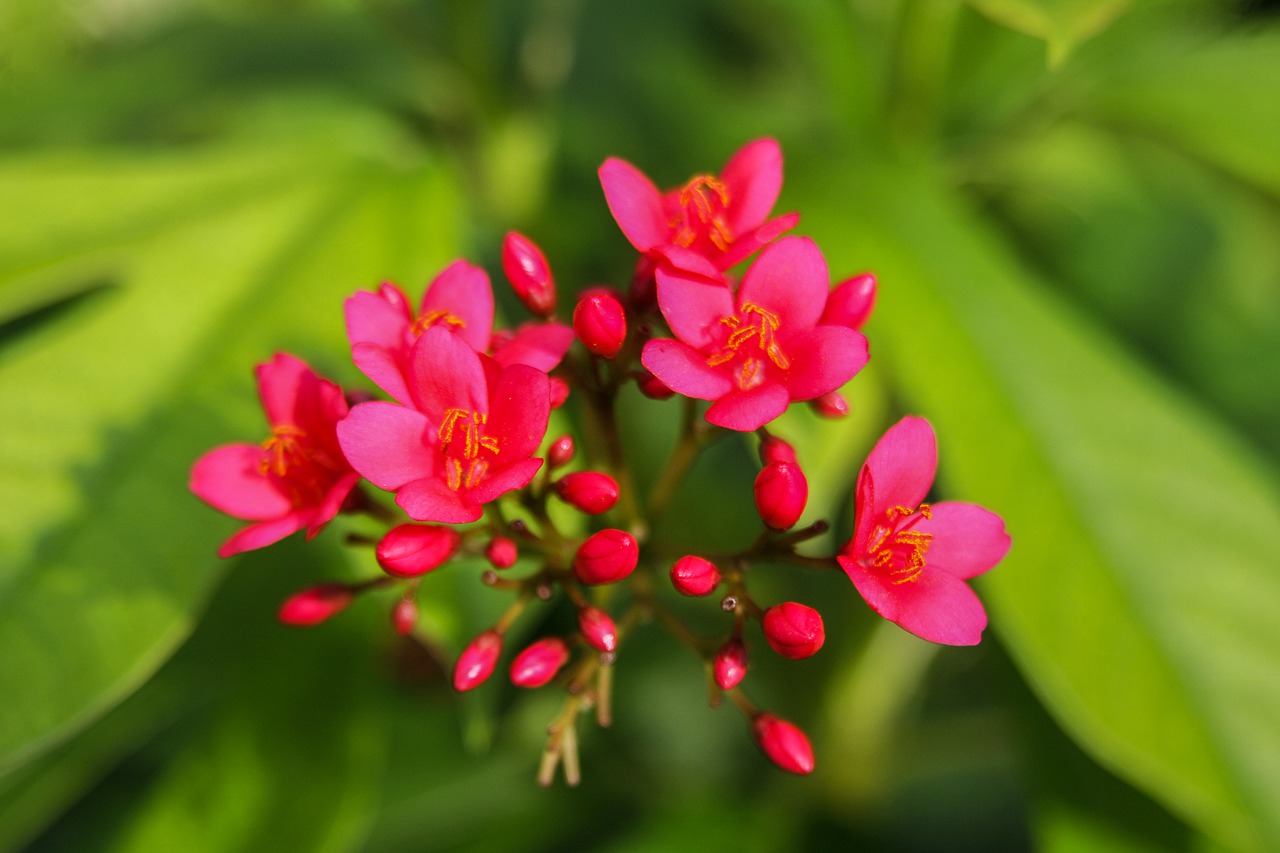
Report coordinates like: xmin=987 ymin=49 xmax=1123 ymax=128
xmin=800 ymin=160 xmax=1280 ymax=852
xmin=966 ymin=0 xmax=1131 ymax=67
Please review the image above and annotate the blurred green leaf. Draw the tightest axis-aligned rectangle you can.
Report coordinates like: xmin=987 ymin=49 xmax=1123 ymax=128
xmin=966 ymin=0 xmax=1131 ymax=67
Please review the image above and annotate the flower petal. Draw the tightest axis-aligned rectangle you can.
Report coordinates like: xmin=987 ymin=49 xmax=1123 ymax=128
xmin=256 ymin=353 xmax=313 ymax=426
xmin=396 ymin=476 xmax=482 ymax=524
xmin=345 ymin=287 xmax=411 ymax=353
xmin=492 ymin=322 xmax=574 ymax=372
xmin=350 ymin=342 xmax=413 ymax=406
xmin=306 ymin=471 xmax=363 ymax=537
xmin=467 ymin=457 xmax=543 ymax=505
xmin=865 ymin=416 xmax=937 ymax=516
xmin=487 ymin=364 xmax=551 ymax=462
xmin=839 ymin=556 xmax=987 ymax=646
xmin=705 ymin=382 xmax=790 ymax=431
xmin=916 ymin=502 xmax=1011 ymax=580
xmin=719 ymin=138 xmax=783 ymax=236
xmin=407 ymin=325 xmax=488 ymax=422
xmin=783 ymin=326 xmax=868 ymax=401
xmin=655 ymin=267 xmax=735 ymax=350
xmin=737 ymin=236 xmax=828 ymax=333
xmin=336 ymin=402 xmax=434 ymax=491
xmin=420 ymin=259 xmax=494 ymax=353
xmin=218 ymin=512 xmax=309 ymax=558
xmin=718 ymin=212 xmax=800 ymax=269
xmin=599 ymin=157 xmax=668 ymax=252
xmin=641 ymin=339 xmax=734 ymax=400
xmin=190 ymin=444 xmax=292 ymax=520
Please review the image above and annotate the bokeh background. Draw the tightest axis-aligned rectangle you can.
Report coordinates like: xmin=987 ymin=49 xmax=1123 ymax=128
xmin=2 ymin=0 xmax=1279 ymax=850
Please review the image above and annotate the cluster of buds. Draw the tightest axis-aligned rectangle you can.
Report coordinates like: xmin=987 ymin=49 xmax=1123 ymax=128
xmin=191 ymin=139 xmax=1011 ymax=783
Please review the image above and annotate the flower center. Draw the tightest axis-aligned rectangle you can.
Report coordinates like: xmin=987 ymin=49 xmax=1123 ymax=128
xmin=260 ymin=424 xmax=310 ymax=477
xmin=672 ymin=174 xmax=733 ymax=252
xmin=705 ymin=302 xmax=790 ymax=390
xmin=411 ymin=307 xmax=467 ymax=338
xmin=438 ymin=408 xmax=500 ymax=491
xmin=867 ymin=505 xmax=933 ymax=584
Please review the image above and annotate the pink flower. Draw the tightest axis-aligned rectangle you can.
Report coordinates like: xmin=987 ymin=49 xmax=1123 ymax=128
xmin=837 ymin=417 xmax=1011 ymax=646
xmin=599 ymin=138 xmax=799 ymax=270
xmin=489 ymin=320 xmax=575 ymax=373
xmin=640 ymin=236 xmax=869 ymax=431
xmin=190 ymin=353 xmax=360 ymax=558
xmin=337 ymin=326 xmax=551 ymax=524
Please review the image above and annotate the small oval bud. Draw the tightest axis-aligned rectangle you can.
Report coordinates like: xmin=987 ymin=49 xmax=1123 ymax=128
xmin=485 ymin=536 xmax=518 ymax=569
xmin=278 ymin=583 xmax=353 ymax=627
xmin=548 ymin=376 xmax=570 ymax=409
xmin=391 ymin=596 xmax=418 ymax=635
xmin=754 ymin=462 xmax=808 ymax=531
xmin=509 ymin=637 xmax=571 ymax=688
xmin=758 ymin=435 xmax=796 ymax=466
xmin=573 ymin=528 xmax=639 ymax=585
xmin=573 ymin=288 xmax=627 ymax=358
xmin=821 ymin=272 xmax=876 ymax=330
xmin=547 ymin=434 xmax=576 ymax=469
xmin=636 ymin=369 xmax=675 ymax=400
xmin=752 ymin=713 xmax=815 ymax=774
xmin=670 ymin=555 xmax=721 ymax=597
xmin=578 ymin=606 xmax=618 ymax=653
xmin=810 ymin=390 xmax=849 ymax=418
xmin=501 ymin=231 xmax=557 ymax=316
xmin=453 ymin=630 xmax=503 ymax=692
xmin=376 ymin=523 xmax=461 ymax=578
xmin=762 ymin=602 xmax=825 ymax=659
xmin=714 ymin=639 xmax=749 ymax=690
xmin=555 ymin=471 xmax=620 ymax=515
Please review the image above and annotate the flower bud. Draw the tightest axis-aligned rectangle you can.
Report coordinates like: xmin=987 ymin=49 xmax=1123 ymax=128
xmin=754 ymin=462 xmax=808 ymax=530
xmin=578 ymin=606 xmax=618 ymax=653
xmin=501 ymin=231 xmax=556 ymax=316
xmin=670 ymin=555 xmax=721 ymax=597
xmin=636 ymin=369 xmax=675 ymax=400
xmin=547 ymin=434 xmax=576 ymax=469
xmin=630 ymin=255 xmax=657 ymax=310
xmin=713 ymin=639 xmax=748 ymax=690
xmin=758 ymin=435 xmax=796 ymax=466
xmin=453 ymin=630 xmax=503 ymax=692
xmin=278 ymin=583 xmax=353 ymax=627
xmin=761 ymin=602 xmax=825 ymax=659
xmin=573 ymin=288 xmax=627 ymax=358
xmin=510 ymin=637 xmax=571 ymax=688
xmin=810 ymin=390 xmax=849 ymax=418
xmin=573 ymin=528 xmax=639 ymax=585
xmin=555 ymin=471 xmax=620 ymax=515
xmin=549 ymin=376 xmax=570 ymax=409
xmin=391 ymin=596 xmax=418 ymax=635
xmin=376 ymin=523 xmax=460 ymax=578
xmin=485 ymin=536 xmax=518 ymax=569
xmin=821 ymin=272 xmax=876 ymax=330
xmin=751 ymin=713 xmax=815 ymax=774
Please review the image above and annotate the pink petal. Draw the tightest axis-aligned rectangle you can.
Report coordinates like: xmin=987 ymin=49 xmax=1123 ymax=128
xmin=705 ymin=383 xmax=790 ymax=431
xmin=218 ymin=512 xmax=309 ymax=558
xmin=599 ymin=157 xmax=668 ymax=252
xmin=396 ymin=476 xmax=482 ymax=524
xmin=466 ymin=457 xmax=543 ymax=505
xmin=191 ymin=444 xmax=292 ymax=520
xmin=850 ymin=465 xmax=876 ymax=558
xmin=840 ymin=556 xmax=987 ymax=646
xmin=737 ymin=237 xmax=828 ymax=333
xmin=492 ymin=322 xmax=574 ymax=372
xmin=406 ymin=326 xmax=488 ymax=422
xmin=865 ymin=416 xmax=937 ymax=516
xmin=641 ymin=339 xmax=734 ymax=400
xmin=783 ymin=326 xmax=869 ymax=401
xmin=655 ymin=268 xmax=735 ymax=349
xmin=718 ymin=212 xmax=800 ymax=269
xmin=653 ymin=245 xmax=725 ymax=283
xmin=351 ymin=342 xmax=413 ymax=406
xmin=916 ymin=502 xmax=1011 ymax=580
xmin=256 ymin=353 xmax=313 ymax=426
xmin=307 ymin=471 xmax=363 ymax=537
xmin=719 ymin=138 xmax=783 ymax=236
xmin=420 ymin=259 xmax=494 ymax=353
xmin=345 ymin=288 xmax=411 ymax=353
xmin=336 ymin=402 xmax=434 ymax=491
xmin=487 ymin=364 xmax=551 ymax=462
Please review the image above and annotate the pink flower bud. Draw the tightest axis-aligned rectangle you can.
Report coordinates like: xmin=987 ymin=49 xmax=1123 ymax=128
xmin=375 ymin=523 xmax=461 ymax=578
xmin=391 ymin=596 xmax=418 ymax=635
xmin=670 ymin=555 xmax=721 ymax=597
xmin=762 ymin=602 xmax=825 ymax=659
xmin=548 ymin=434 xmax=576 ymax=469
xmin=573 ymin=288 xmax=627 ymax=358
xmin=485 ymin=536 xmax=518 ymax=569
xmin=758 ymin=435 xmax=796 ymax=466
xmin=714 ymin=639 xmax=748 ymax=690
xmin=573 ymin=528 xmax=639 ymax=585
xmin=752 ymin=713 xmax=815 ymax=774
xmin=549 ymin=376 xmax=570 ymax=409
xmin=754 ymin=462 xmax=808 ymax=530
xmin=509 ymin=637 xmax=571 ymax=687
xmin=453 ymin=630 xmax=503 ymax=692
xmin=636 ymin=369 xmax=675 ymax=400
xmin=501 ymin=231 xmax=556 ymax=316
xmin=578 ymin=606 xmax=618 ymax=653
xmin=555 ymin=471 xmax=620 ymax=515
xmin=278 ymin=583 xmax=353 ymax=627
xmin=821 ymin=272 xmax=876 ymax=330
xmin=810 ymin=390 xmax=849 ymax=418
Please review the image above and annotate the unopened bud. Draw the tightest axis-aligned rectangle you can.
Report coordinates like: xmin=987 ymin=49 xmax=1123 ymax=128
xmin=510 ymin=637 xmax=571 ymax=688
xmin=547 ymin=434 xmax=576 ymax=469
xmin=555 ymin=471 xmax=620 ymax=515
xmin=391 ymin=596 xmax=418 ymax=635
xmin=573 ymin=528 xmax=639 ymax=585
xmin=754 ymin=462 xmax=808 ymax=530
xmin=549 ymin=376 xmax=570 ymax=409
xmin=578 ymin=606 xmax=618 ymax=653
xmin=810 ymin=390 xmax=849 ymax=418
xmin=485 ymin=536 xmax=518 ymax=569
xmin=758 ymin=435 xmax=796 ymax=466
xmin=573 ymin=288 xmax=627 ymax=358
xmin=821 ymin=272 xmax=876 ymax=330
xmin=376 ymin=523 xmax=461 ymax=578
xmin=752 ymin=713 xmax=815 ymax=774
xmin=762 ymin=602 xmax=825 ymax=659
xmin=453 ymin=630 xmax=503 ymax=692
xmin=501 ymin=231 xmax=557 ymax=316
xmin=670 ymin=555 xmax=721 ymax=597
xmin=278 ymin=583 xmax=353 ymax=627
xmin=714 ymin=639 xmax=748 ymax=690
xmin=636 ymin=369 xmax=675 ymax=400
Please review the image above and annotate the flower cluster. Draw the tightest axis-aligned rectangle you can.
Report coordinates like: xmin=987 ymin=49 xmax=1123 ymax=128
xmin=191 ymin=138 xmax=1010 ymax=782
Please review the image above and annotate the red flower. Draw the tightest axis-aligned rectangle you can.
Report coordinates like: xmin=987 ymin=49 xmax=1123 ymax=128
xmin=598 ymin=138 xmax=799 ymax=270
xmin=337 ymin=326 xmax=551 ymax=524
xmin=837 ymin=417 xmax=1011 ymax=646
xmin=190 ymin=353 xmax=360 ymax=557
xmin=641 ymin=236 xmax=869 ymax=431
